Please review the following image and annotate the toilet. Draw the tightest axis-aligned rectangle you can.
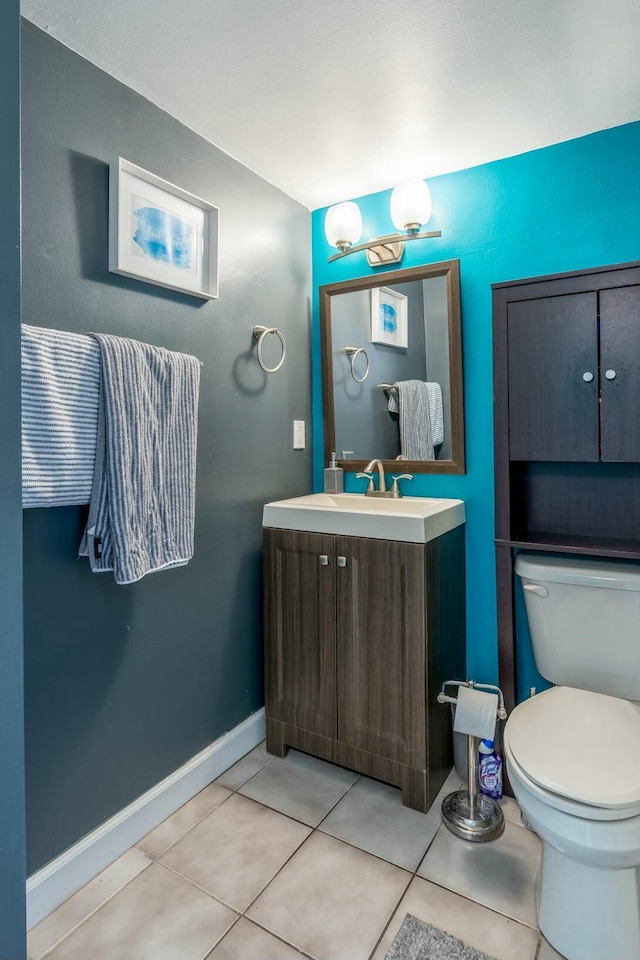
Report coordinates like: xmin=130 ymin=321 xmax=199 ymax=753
xmin=505 ymin=553 xmax=640 ymax=960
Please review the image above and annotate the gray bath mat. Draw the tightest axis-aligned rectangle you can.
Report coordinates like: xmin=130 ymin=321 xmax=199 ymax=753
xmin=385 ymin=914 xmax=500 ymax=960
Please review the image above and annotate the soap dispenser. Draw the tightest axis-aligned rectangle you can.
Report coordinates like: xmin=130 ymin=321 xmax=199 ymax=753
xmin=324 ymin=452 xmax=344 ymax=494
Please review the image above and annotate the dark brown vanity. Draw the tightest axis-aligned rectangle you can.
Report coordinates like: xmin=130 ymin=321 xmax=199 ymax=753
xmin=493 ymin=259 xmax=640 ymax=714
xmin=263 ymin=523 xmax=465 ymax=813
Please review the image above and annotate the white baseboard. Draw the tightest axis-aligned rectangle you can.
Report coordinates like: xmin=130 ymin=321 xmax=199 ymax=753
xmin=26 ymin=707 xmax=266 ymax=928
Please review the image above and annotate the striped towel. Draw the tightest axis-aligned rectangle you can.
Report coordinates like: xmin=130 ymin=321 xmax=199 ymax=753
xmin=426 ymin=382 xmax=444 ymax=446
xmin=387 ymin=380 xmax=441 ymax=460
xmin=78 ymin=334 xmax=201 ymax=585
xmin=22 ymin=324 xmax=100 ymax=508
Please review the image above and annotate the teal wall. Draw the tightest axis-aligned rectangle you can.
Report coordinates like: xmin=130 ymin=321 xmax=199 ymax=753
xmin=312 ymin=122 xmax=640 ymax=698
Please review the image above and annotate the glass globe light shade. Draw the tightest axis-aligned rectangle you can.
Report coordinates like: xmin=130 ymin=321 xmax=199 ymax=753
xmin=390 ymin=180 xmax=432 ymax=232
xmin=324 ymin=201 xmax=363 ymax=251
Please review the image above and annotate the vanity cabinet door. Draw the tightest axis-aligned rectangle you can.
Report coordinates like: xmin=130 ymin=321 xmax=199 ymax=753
xmin=335 ymin=536 xmax=426 ymax=766
xmin=263 ymin=529 xmax=337 ymax=739
xmin=507 ymin=292 xmax=599 ymax=461
xmin=600 ymin=285 xmax=640 ymax=462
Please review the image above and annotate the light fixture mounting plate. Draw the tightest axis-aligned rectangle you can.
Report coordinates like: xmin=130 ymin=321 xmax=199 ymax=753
xmin=366 ymin=238 xmax=404 ymax=267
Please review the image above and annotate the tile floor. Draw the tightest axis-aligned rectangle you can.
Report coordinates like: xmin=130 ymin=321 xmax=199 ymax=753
xmin=28 ymin=742 xmax=565 ymax=960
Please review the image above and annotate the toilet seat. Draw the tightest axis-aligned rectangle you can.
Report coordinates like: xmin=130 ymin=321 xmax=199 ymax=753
xmin=505 ymin=686 xmax=640 ymax=813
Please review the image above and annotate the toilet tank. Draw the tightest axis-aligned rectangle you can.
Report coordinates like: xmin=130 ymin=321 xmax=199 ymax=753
xmin=515 ymin=553 xmax=640 ymax=700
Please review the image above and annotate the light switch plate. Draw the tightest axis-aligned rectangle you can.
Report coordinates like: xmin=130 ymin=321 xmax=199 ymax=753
xmin=293 ymin=420 xmax=305 ymax=450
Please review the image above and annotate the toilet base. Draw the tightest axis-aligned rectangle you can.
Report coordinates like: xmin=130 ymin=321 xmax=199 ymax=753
xmin=539 ymin=842 xmax=640 ymax=960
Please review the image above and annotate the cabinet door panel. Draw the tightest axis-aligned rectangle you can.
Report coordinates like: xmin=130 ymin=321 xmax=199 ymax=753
xmin=507 ymin=293 xmax=599 ymax=461
xmin=264 ymin=529 xmax=336 ymax=739
xmin=600 ymin=285 xmax=640 ymax=462
xmin=336 ymin=537 xmax=425 ymax=766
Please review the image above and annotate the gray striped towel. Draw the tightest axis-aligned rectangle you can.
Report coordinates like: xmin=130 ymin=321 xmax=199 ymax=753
xmin=22 ymin=324 xmax=100 ymax=508
xmin=78 ymin=334 xmax=201 ymax=585
xmin=387 ymin=380 xmax=438 ymax=460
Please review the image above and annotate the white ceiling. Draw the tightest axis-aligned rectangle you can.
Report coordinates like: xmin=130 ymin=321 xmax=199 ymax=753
xmin=21 ymin=0 xmax=640 ymax=210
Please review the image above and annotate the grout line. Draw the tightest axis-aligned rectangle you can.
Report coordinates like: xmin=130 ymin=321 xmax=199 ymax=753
xmin=139 ymin=790 xmax=233 ymax=862
xmin=416 ymin=868 xmax=541 ymax=932
xmin=200 ymin=913 xmax=243 ymax=960
xmin=214 ymin=742 xmax=274 ymax=793
xmin=238 ymin=827 xmax=315 ymax=915
xmin=366 ymin=869 xmax=415 ymax=960
xmin=242 ymin=916 xmax=319 ymax=960
xmin=155 ymin=859 xmax=245 ymax=914
xmin=37 ymin=857 xmax=154 ymax=960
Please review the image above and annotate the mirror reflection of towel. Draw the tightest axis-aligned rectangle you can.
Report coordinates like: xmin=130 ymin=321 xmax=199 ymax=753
xmin=387 ymin=381 xmax=443 ymax=460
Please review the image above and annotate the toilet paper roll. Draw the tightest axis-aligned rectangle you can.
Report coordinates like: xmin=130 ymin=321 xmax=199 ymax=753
xmin=453 ymin=686 xmax=498 ymax=741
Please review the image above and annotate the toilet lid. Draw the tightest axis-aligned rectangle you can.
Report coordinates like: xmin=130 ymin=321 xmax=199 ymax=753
xmin=505 ymin=687 xmax=640 ymax=809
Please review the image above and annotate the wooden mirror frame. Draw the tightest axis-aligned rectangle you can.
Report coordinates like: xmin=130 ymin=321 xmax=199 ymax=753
xmin=320 ymin=259 xmax=465 ymax=475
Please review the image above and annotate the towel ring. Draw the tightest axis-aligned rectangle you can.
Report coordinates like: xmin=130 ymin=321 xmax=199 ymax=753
xmin=344 ymin=346 xmax=370 ymax=383
xmin=253 ymin=325 xmax=286 ymax=374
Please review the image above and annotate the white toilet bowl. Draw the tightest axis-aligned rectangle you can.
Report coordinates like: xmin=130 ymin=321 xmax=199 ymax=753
xmin=504 ymin=686 xmax=640 ymax=960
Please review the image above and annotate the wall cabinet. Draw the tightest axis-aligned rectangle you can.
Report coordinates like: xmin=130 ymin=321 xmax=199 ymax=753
xmin=507 ymin=285 xmax=640 ymax=462
xmin=263 ymin=525 xmax=465 ymax=813
xmin=493 ymin=260 xmax=640 ymax=715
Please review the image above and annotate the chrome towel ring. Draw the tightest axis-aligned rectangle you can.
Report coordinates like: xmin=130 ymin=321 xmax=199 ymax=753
xmin=253 ymin=325 xmax=287 ymax=373
xmin=344 ymin=346 xmax=370 ymax=383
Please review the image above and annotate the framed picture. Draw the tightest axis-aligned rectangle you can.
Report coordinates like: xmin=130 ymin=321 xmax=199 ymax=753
xmin=371 ymin=286 xmax=408 ymax=348
xmin=109 ymin=158 xmax=219 ymax=299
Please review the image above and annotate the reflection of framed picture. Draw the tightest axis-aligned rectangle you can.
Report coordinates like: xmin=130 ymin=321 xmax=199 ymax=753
xmin=109 ymin=157 xmax=219 ymax=299
xmin=371 ymin=286 xmax=408 ymax=348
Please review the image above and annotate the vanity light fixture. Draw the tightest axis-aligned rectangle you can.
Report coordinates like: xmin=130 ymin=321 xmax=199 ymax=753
xmin=324 ymin=179 xmax=441 ymax=266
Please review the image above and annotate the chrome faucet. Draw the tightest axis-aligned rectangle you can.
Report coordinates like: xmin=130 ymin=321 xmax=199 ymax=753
xmin=364 ymin=459 xmax=387 ymax=493
xmin=356 ymin=459 xmax=413 ymax=498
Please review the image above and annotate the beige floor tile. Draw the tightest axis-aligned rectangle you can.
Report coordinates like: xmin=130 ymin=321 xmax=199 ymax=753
xmin=160 ymin=793 xmax=311 ymax=911
xmin=44 ymin=863 xmax=236 ymax=960
xmin=417 ymin=820 xmax=541 ymax=927
xmin=215 ymin=741 xmax=272 ymax=790
xmin=28 ymin=849 xmax=151 ymax=960
xmin=247 ymin=831 xmax=411 ymax=960
xmin=207 ymin=918 xmax=308 ymax=960
xmin=319 ymin=776 xmax=441 ymax=870
xmin=136 ymin=796 xmax=210 ymax=859
xmin=239 ymin=749 xmax=357 ymax=826
xmin=436 ymin=767 xmax=465 ymax=799
xmin=537 ymin=936 xmax=567 ymax=959
xmin=195 ymin=781 xmax=232 ymax=813
xmin=499 ymin=794 xmax=525 ymax=826
xmin=372 ymin=876 xmax=539 ymax=960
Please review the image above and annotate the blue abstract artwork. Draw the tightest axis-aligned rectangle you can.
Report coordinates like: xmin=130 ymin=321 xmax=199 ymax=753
xmin=380 ymin=302 xmax=398 ymax=334
xmin=131 ymin=198 xmax=195 ymax=271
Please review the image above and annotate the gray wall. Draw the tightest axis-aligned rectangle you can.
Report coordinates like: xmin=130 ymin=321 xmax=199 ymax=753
xmin=0 ymin=4 xmax=26 ymax=957
xmin=22 ymin=22 xmax=312 ymax=873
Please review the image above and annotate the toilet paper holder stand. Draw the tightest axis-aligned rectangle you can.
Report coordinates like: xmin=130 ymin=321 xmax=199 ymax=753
xmin=437 ymin=679 xmax=508 ymax=842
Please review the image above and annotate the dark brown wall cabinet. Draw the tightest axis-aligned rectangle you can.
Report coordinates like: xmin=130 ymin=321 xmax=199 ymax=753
xmin=493 ymin=260 xmax=640 ymax=714
xmin=507 ymin=287 xmax=640 ymax=463
xmin=263 ymin=525 xmax=466 ymax=813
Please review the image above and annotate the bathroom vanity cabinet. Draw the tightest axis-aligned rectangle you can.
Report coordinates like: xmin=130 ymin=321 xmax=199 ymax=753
xmin=493 ymin=259 xmax=640 ymax=714
xmin=263 ymin=524 xmax=465 ymax=813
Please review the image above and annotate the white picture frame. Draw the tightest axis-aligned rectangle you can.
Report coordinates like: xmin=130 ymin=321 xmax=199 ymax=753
xmin=371 ymin=286 xmax=408 ymax=349
xmin=109 ymin=157 xmax=219 ymax=299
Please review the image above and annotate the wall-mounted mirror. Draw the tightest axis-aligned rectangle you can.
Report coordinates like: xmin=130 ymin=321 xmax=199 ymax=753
xmin=320 ymin=260 xmax=464 ymax=474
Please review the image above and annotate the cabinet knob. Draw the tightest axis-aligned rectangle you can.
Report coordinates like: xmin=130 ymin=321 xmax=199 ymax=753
xmin=605 ymin=369 xmax=616 ymax=380
xmin=582 ymin=372 xmax=594 ymax=382
xmin=319 ymin=555 xmax=329 ymax=566
xmin=337 ymin=556 xmax=347 ymax=567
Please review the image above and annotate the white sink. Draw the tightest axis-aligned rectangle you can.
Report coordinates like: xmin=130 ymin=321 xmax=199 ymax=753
xmin=262 ymin=492 xmax=465 ymax=544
